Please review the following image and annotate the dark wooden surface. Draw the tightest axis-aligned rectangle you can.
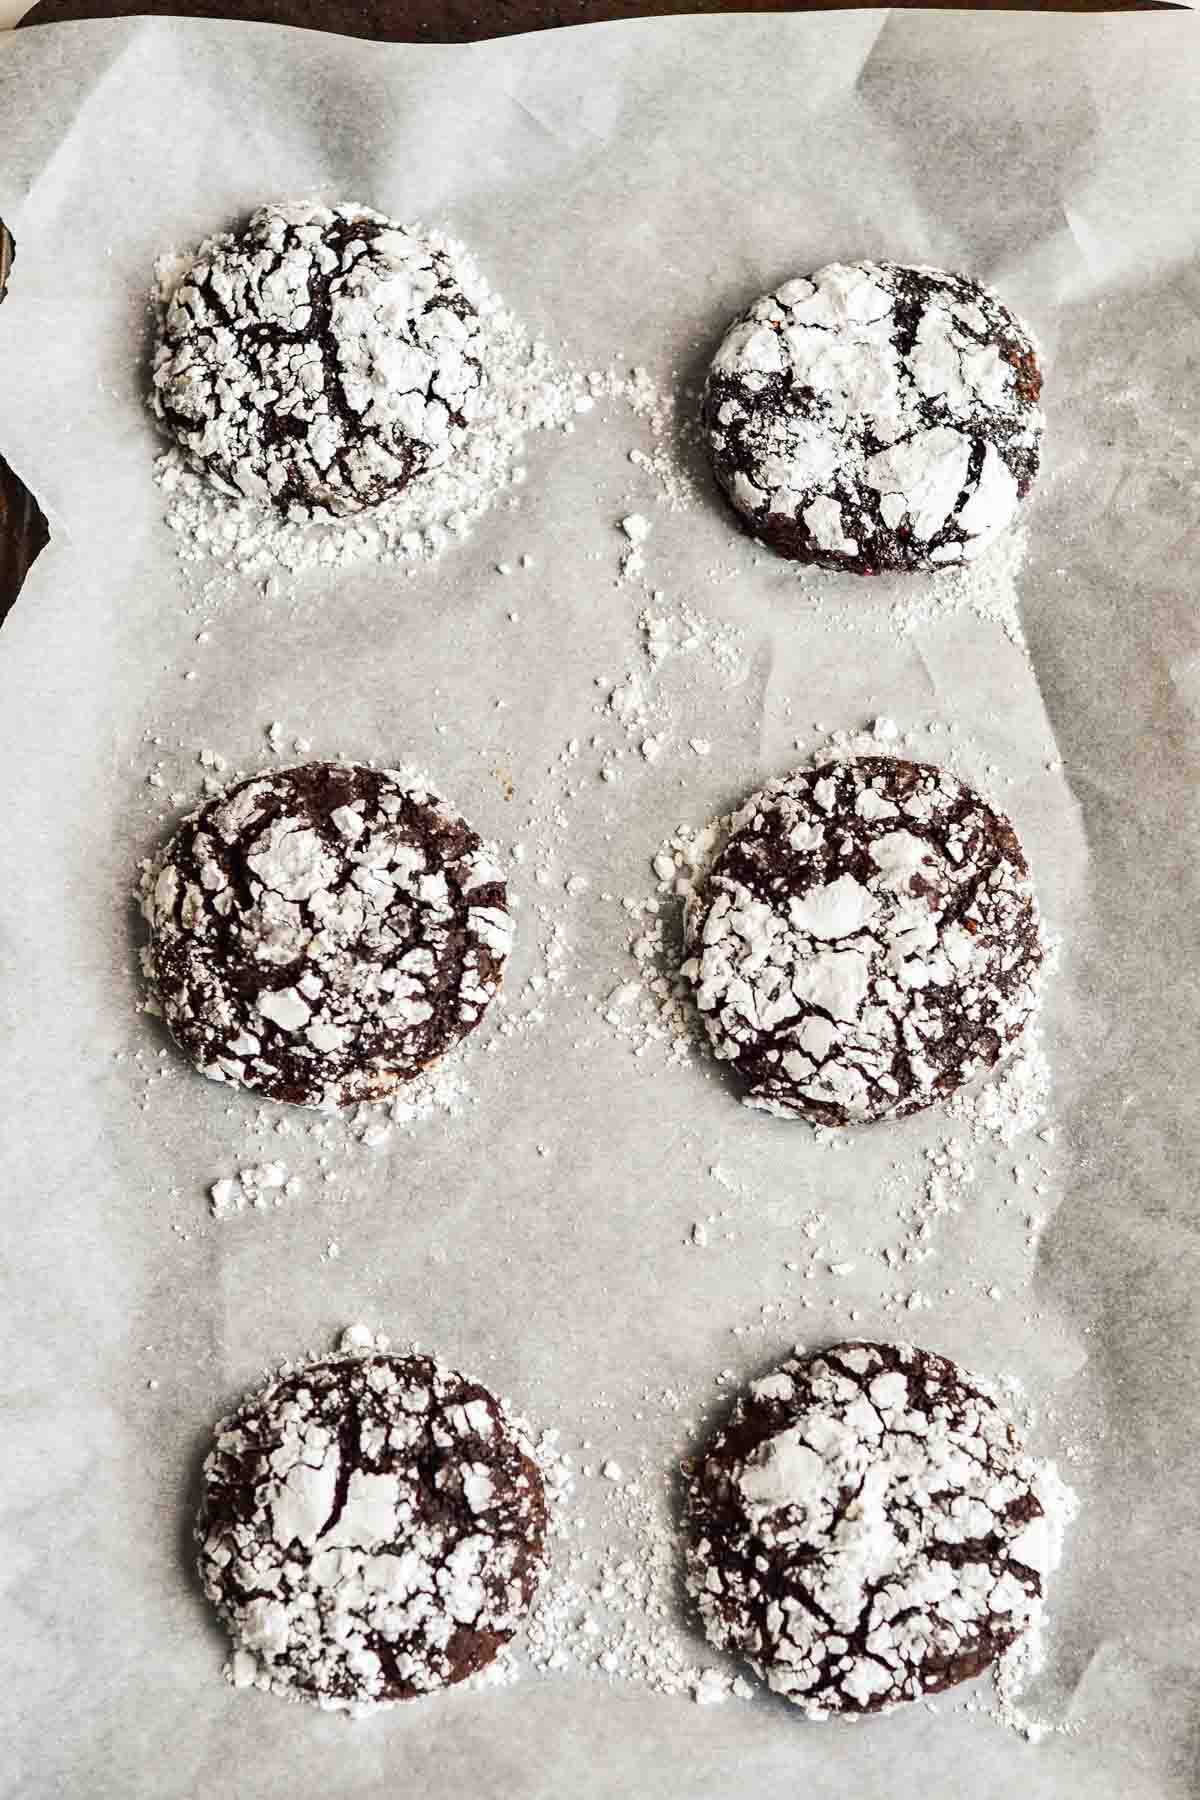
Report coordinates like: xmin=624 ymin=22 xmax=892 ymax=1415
xmin=0 ymin=0 xmax=1180 ymax=626
xmin=0 ymin=221 xmax=48 ymax=630
xmin=16 ymin=0 xmax=1182 ymax=31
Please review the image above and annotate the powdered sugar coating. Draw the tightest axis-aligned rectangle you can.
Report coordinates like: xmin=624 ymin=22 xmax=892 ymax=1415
xmin=703 ymin=262 xmax=1042 ymax=573
xmin=684 ymin=757 xmax=1042 ymax=1125
xmin=152 ymin=202 xmax=485 ymax=520
xmin=140 ymin=762 xmax=510 ymax=1109
xmin=197 ymin=1342 xmax=547 ymax=1709
xmin=685 ymin=1341 xmax=1060 ymax=1717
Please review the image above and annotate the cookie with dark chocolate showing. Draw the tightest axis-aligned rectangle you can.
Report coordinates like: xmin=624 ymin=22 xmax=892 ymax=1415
xmin=702 ymin=262 xmax=1042 ymax=573
xmin=152 ymin=202 xmax=484 ymax=519
xmin=684 ymin=756 xmax=1042 ymax=1125
xmin=197 ymin=1336 xmax=547 ymax=1709
xmin=684 ymin=1340 xmax=1054 ymax=1717
xmin=140 ymin=761 xmax=510 ymax=1109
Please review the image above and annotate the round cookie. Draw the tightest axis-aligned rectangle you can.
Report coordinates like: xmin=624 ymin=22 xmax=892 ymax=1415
xmin=197 ymin=1333 xmax=548 ymax=1709
xmin=684 ymin=756 xmax=1042 ymax=1126
xmin=684 ymin=1340 xmax=1058 ymax=1717
xmin=702 ymin=262 xmax=1042 ymax=573
xmin=140 ymin=762 xmax=511 ymax=1109
xmin=152 ymin=202 xmax=485 ymax=519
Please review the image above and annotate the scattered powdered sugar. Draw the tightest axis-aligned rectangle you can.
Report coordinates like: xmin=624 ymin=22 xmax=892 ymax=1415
xmin=894 ymin=524 xmax=1030 ymax=646
xmin=204 ymin=1047 xmax=479 ymax=1219
xmin=776 ymin=525 xmax=1030 ymax=652
xmin=588 ymin=596 xmax=747 ymax=781
xmin=951 ymin=1024 xmax=1052 ymax=1144
xmin=210 ymin=1160 xmax=301 ymax=1218
xmin=523 ymin=1440 xmax=753 ymax=1705
xmin=638 ymin=597 xmax=744 ymax=679
xmin=863 ymin=994 xmax=1056 ymax=1291
xmin=583 ymin=363 xmax=702 ymax=513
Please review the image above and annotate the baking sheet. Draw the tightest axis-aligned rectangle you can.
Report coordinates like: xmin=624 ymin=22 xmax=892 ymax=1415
xmin=0 ymin=11 xmax=1198 ymax=1798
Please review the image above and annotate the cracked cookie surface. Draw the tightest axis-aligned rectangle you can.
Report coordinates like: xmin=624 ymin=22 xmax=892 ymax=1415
xmin=152 ymin=202 xmax=484 ymax=519
xmin=197 ymin=1342 xmax=547 ymax=1709
xmin=684 ymin=756 xmax=1042 ymax=1126
xmin=684 ymin=1341 xmax=1054 ymax=1717
xmin=702 ymin=262 xmax=1042 ymax=573
xmin=140 ymin=761 xmax=510 ymax=1109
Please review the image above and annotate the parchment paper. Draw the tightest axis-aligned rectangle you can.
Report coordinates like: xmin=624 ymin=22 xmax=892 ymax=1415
xmin=0 ymin=12 xmax=1198 ymax=1799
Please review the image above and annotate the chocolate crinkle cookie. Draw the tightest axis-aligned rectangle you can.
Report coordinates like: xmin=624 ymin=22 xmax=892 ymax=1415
xmin=140 ymin=761 xmax=510 ymax=1109
xmin=702 ymin=262 xmax=1042 ymax=573
xmin=197 ymin=1331 xmax=548 ymax=1710
xmin=684 ymin=757 xmax=1042 ymax=1126
xmin=151 ymin=202 xmax=485 ymax=519
xmin=684 ymin=1341 xmax=1064 ymax=1718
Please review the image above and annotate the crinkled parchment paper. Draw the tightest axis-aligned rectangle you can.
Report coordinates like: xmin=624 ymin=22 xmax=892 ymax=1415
xmin=0 ymin=11 xmax=1198 ymax=1798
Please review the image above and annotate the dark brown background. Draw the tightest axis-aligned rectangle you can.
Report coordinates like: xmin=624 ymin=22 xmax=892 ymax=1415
xmin=0 ymin=0 xmax=1178 ymax=625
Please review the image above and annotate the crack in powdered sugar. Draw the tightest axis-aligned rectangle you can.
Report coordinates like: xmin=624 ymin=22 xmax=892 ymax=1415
xmin=153 ymin=205 xmax=490 ymax=521
xmin=605 ymin=717 xmax=1053 ymax=1080
xmin=683 ymin=755 xmax=1043 ymax=1127
xmin=139 ymin=761 xmax=512 ymax=1111
xmin=200 ymin=1325 xmax=555 ymax=1711
xmin=153 ymin=224 xmax=585 ymax=577
xmin=702 ymin=263 xmax=1042 ymax=575
xmin=683 ymin=1341 xmax=1073 ymax=1717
